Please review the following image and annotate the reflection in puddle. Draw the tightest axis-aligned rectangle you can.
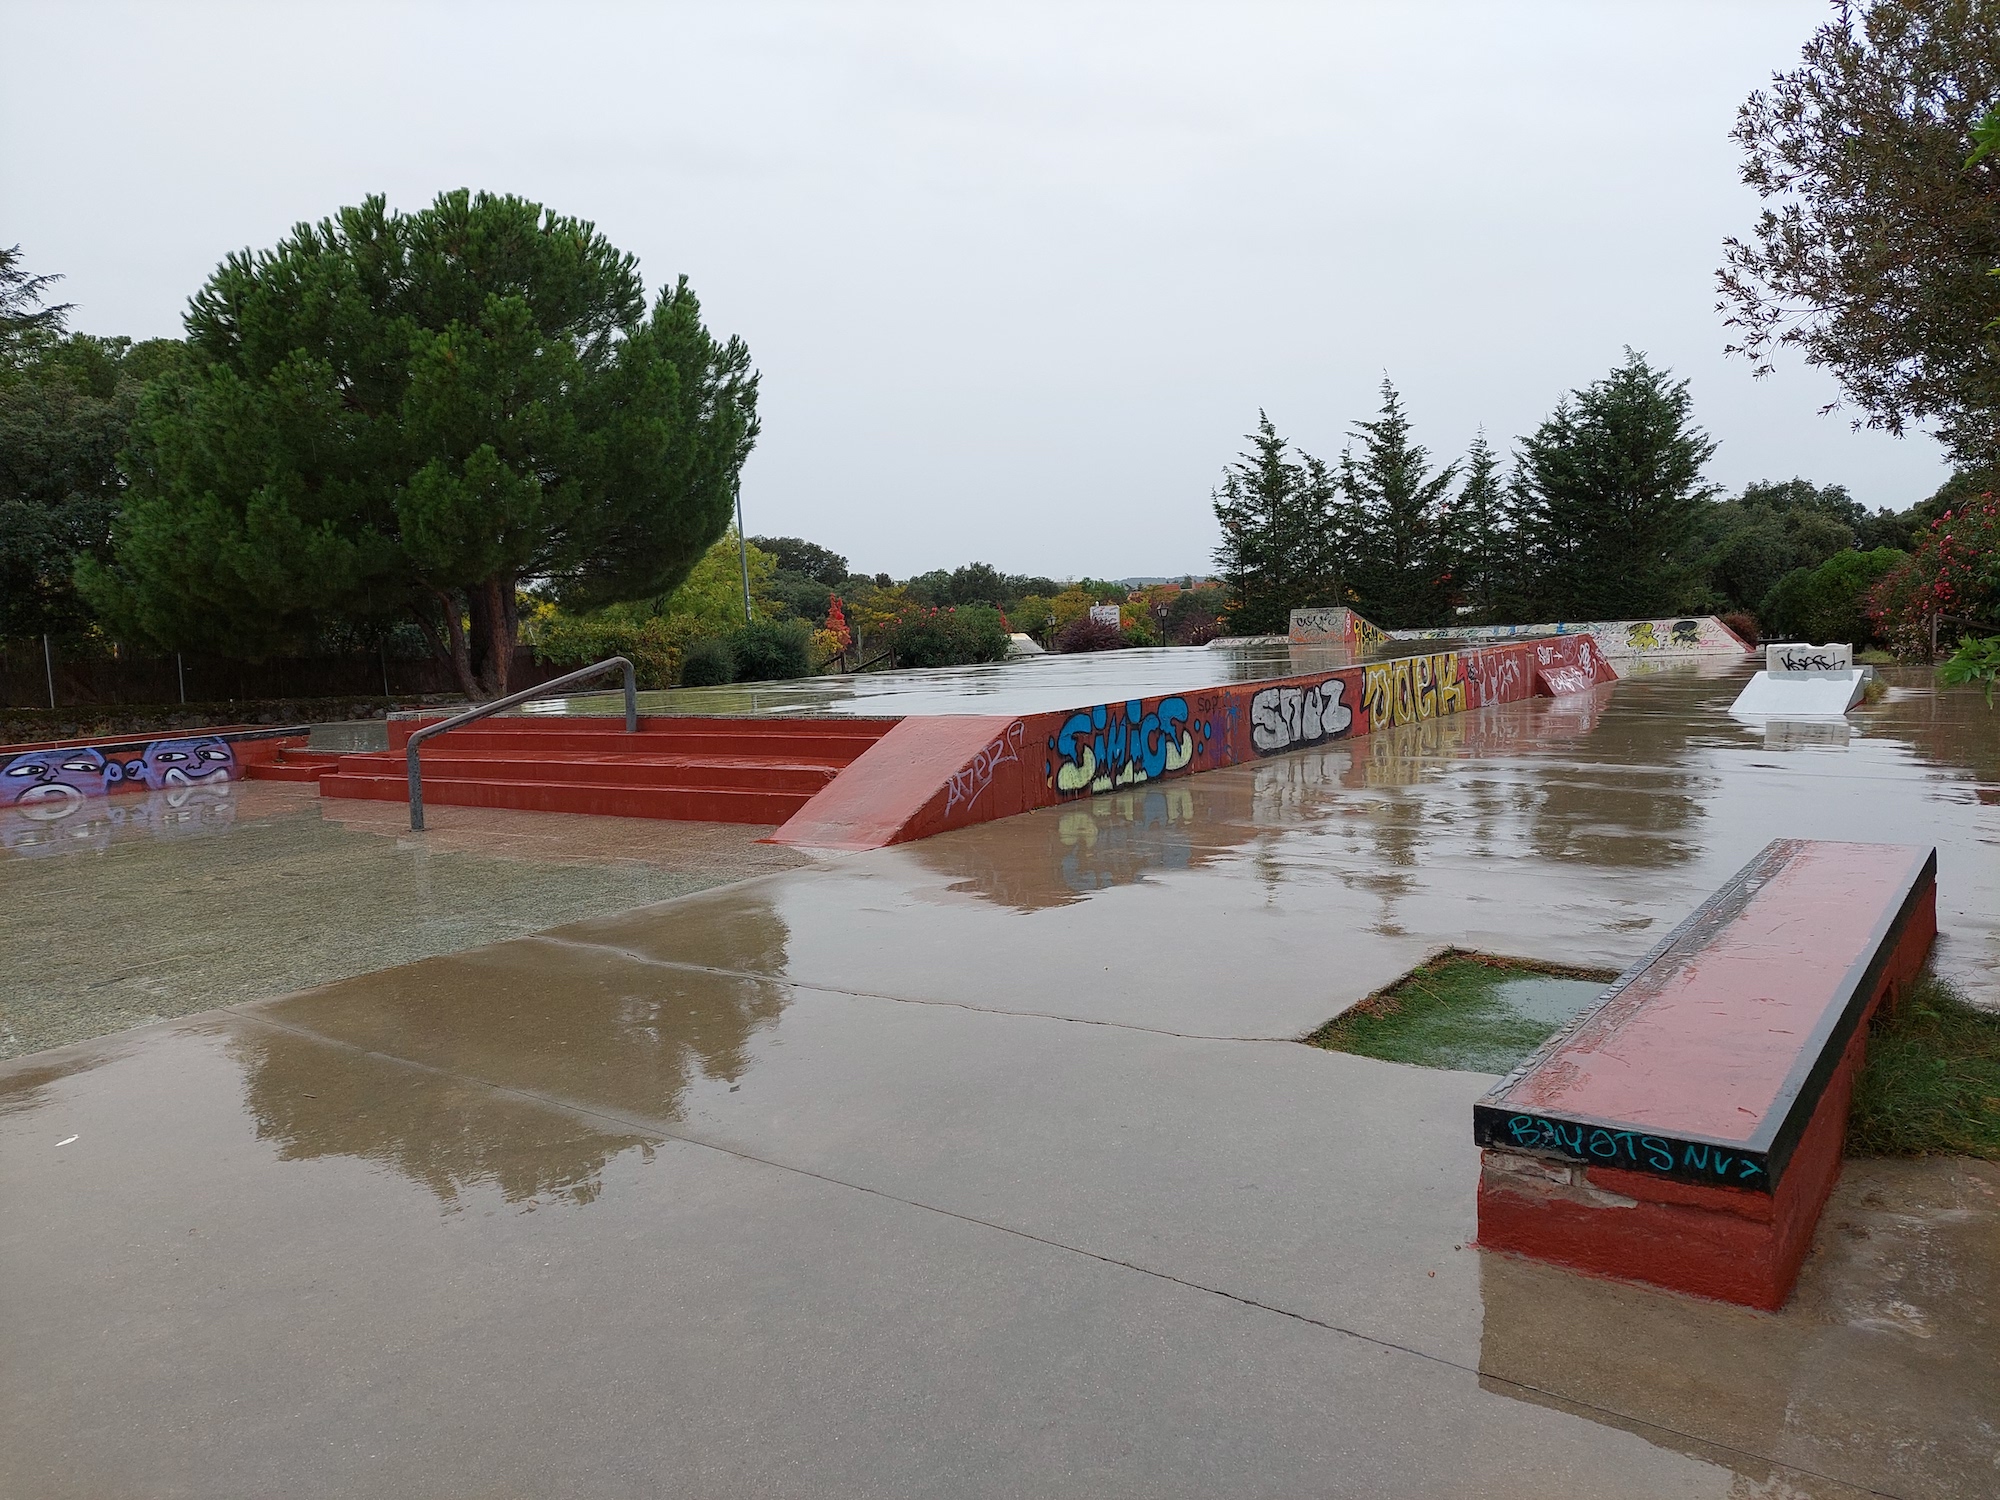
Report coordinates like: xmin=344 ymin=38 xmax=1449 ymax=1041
xmin=1 ymin=782 xmax=239 ymax=858
xmin=231 ymin=901 xmax=794 ymax=1212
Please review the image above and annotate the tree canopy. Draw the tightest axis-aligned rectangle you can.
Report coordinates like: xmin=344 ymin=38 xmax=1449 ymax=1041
xmin=81 ymin=190 xmax=759 ymax=696
xmin=1342 ymin=380 xmax=1458 ymax=628
xmin=1512 ymin=351 xmax=1717 ymax=620
xmin=1720 ymin=0 xmax=2000 ymax=465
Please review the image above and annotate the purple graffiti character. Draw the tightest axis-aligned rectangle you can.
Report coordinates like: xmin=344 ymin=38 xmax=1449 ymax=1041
xmin=0 ymin=746 xmax=119 ymax=811
xmin=134 ymin=737 xmax=235 ymax=790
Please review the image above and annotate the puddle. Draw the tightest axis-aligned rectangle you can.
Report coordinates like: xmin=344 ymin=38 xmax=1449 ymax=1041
xmin=1304 ymin=955 xmax=1614 ymax=1075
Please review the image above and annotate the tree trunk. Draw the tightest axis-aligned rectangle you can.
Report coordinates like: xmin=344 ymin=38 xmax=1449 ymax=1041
xmin=466 ymin=575 xmax=517 ymax=699
xmin=418 ymin=588 xmax=480 ymax=700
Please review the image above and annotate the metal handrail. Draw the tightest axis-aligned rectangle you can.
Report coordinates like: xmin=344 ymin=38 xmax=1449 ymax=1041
xmin=406 ymin=655 xmax=638 ymax=831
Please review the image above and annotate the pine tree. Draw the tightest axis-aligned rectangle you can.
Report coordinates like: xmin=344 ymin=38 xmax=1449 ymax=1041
xmin=1514 ymin=351 xmax=1717 ymax=619
xmin=1452 ymin=431 xmax=1509 ymax=623
xmin=80 ymin=191 xmax=759 ymax=698
xmin=1210 ymin=413 xmax=1343 ymax=635
xmin=1341 ymin=379 xmax=1458 ymax=628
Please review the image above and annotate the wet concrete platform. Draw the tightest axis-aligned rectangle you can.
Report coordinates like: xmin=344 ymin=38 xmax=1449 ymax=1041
xmin=4 ymin=663 xmax=1996 ymax=1497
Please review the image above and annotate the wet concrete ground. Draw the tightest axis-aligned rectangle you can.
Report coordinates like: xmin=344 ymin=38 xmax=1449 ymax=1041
xmin=4 ymin=662 xmax=1997 ymax=1497
xmin=0 ymin=785 xmax=810 ymax=1059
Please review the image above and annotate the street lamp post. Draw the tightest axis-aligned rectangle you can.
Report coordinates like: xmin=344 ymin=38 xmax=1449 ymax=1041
xmin=735 ymin=479 xmax=752 ymax=625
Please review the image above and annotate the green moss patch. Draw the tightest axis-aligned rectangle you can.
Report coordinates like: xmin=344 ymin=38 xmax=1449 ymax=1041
xmin=1304 ymin=950 xmax=1617 ymax=1074
xmin=1848 ymin=972 xmax=2000 ymax=1160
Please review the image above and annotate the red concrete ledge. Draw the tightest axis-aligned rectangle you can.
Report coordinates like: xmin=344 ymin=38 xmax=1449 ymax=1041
xmin=1473 ymin=838 xmax=1938 ymax=1309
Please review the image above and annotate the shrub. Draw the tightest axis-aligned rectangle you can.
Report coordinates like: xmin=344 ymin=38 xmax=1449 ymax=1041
xmin=1759 ymin=547 xmax=1905 ymax=644
xmin=883 ymin=604 xmax=1010 ymax=667
xmin=1053 ymin=616 xmax=1126 ymax=653
xmin=1866 ymin=496 xmax=2000 ymax=659
xmin=1718 ymin=610 xmax=1759 ymax=646
xmin=679 ymin=636 xmax=735 ymax=687
xmin=529 ymin=614 xmax=680 ymax=690
xmin=729 ymin=619 xmax=814 ymax=682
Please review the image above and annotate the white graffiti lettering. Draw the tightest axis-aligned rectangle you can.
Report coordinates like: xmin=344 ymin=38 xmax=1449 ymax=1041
xmin=1249 ymin=677 xmax=1353 ymax=754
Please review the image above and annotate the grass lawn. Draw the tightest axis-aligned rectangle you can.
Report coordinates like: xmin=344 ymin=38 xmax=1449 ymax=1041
xmin=1303 ymin=950 xmax=1616 ymax=1074
xmin=1849 ymin=971 xmax=2000 ymax=1160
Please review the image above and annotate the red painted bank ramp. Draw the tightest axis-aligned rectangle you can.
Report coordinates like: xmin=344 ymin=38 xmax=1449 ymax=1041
xmin=1474 ymin=838 xmax=1938 ymax=1309
xmin=317 ymin=715 xmax=897 ymax=825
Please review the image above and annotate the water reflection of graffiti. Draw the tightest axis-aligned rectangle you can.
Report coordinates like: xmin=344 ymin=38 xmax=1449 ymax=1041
xmin=0 ymin=734 xmax=236 ymax=811
xmin=1360 ymin=652 xmax=1466 ymax=730
xmin=944 ymin=720 xmax=1026 ymax=816
xmin=1250 ymin=676 xmax=1354 ymax=754
xmin=1049 ymin=696 xmax=1203 ymax=796
xmin=1 ymin=782 xmax=239 ymax=858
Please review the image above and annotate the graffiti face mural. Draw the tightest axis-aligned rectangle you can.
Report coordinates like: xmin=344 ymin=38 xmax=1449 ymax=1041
xmin=1250 ymin=675 xmax=1354 ymax=755
xmin=1360 ymin=652 xmax=1466 ymax=731
xmin=0 ymin=747 xmax=119 ymax=812
xmin=0 ymin=734 xmax=241 ymax=813
xmin=133 ymin=736 xmax=235 ymax=789
xmin=1049 ymin=696 xmax=1202 ymax=796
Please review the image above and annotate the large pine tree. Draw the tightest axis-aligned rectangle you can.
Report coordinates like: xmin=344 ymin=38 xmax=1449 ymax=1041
xmin=1513 ymin=351 xmax=1717 ymax=620
xmin=81 ymin=191 xmax=759 ymax=698
xmin=1341 ymin=379 xmax=1458 ymax=628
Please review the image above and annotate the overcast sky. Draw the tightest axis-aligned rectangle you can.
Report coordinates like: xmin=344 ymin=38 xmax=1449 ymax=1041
xmin=2 ymin=1 xmax=1953 ymax=580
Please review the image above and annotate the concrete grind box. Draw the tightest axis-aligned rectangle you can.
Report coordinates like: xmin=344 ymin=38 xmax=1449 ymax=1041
xmin=1473 ymin=839 xmax=1938 ymax=1310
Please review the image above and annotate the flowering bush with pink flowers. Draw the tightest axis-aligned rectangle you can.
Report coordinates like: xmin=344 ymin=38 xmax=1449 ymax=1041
xmin=1866 ymin=496 xmax=2000 ymax=659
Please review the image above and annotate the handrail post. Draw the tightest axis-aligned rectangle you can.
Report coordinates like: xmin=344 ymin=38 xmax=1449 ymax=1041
xmin=405 ymin=655 xmax=638 ymax=833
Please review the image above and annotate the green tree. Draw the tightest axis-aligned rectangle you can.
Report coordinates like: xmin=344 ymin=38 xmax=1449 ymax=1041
xmin=1340 ymin=380 xmax=1459 ymax=628
xmin=1514 ymin=352 xmax=1717 ymax=619
xmin=750 ymin=535 xmax=847 ymax=586
xmin=1211 ymin=413 xmax=1344 ymax=635
xmin=81 ymin=190 xmax=758 ymax=697
xmin=1720 ymin=0 xmax=2000 ymax=465
xmin=0 ymin=250 xmax=186 ymax=639
xmin=1450 ymin=431 xmax=1509 ymax=622
xmin=1696 ymin=477 xmax=1861 ymax=615
xmin=1761 ymin=547 xmax=1908 ymax=643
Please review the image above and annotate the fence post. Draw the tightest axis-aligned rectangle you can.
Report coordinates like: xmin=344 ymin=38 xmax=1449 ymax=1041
xmin=43 ymin=634 xmax=55 ymax=709
xmin=178 ymin=653 xmax=186 ymax=704
xmin=381 ymin=643 xmax=391 ymax=697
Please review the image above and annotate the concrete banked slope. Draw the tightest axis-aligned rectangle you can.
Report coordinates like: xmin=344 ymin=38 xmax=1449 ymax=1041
xmin=318 ymin=715 xmax=897 ymax=825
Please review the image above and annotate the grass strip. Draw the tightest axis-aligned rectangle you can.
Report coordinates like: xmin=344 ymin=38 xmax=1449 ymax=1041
xmin=1303 ymin=949 xmax=1616 ymax=1075
xmin=1848 ymin=971 xmax=2000 ymax=1160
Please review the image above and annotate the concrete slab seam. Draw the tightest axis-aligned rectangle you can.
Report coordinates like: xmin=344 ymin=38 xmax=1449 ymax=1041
xmin=522 ymin=933 xmax=1310 ymax=1044
xmin=220 ymin=1006 xmax=1902 ymax=1499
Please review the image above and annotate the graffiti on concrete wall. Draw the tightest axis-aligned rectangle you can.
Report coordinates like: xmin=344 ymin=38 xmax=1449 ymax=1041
xmin=1359 ymin=652 xmax=1466 ymax=731
xmin=1 ymin=735 xmax=236 ymax=812
xmin=1048 ymin=696 xmax=1205 ymax=796
xmin=1535 ymin=637 xmax=1610 ymax=696
xmin=1465 ymin=649 xmax=1527 ymax=708
xmin=943 ymin=720 xmax=1027 ymax=817
xmin=1249 ymin=675 xmax=1355 ymax=755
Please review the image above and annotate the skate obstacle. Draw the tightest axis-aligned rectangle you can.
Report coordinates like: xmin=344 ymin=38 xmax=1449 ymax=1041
xmin=1728 ymin=643 xmax=1868 ymax=718
xmin=770 ymin=632 xmax=1616 ymax=850
xmin=1285 ymin=607 xmax=1754 ymax=662
xmin=1473 ymin=838 xmax=1937 ymax=1309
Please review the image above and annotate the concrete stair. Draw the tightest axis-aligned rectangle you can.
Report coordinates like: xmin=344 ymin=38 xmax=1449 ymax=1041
xmin=315 ymin=715 xmax=897 ymax=825
xmin=244 ymin=748 xmax=350 ymax=784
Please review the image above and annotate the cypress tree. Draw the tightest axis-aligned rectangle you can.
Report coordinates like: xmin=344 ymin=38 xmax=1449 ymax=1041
xmin=1514 ymin=351 xmax=1717 ymax=620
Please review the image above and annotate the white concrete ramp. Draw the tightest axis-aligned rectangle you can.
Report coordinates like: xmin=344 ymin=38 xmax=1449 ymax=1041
xmin=1731 ymin=643 xmax=1867 ymax=718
